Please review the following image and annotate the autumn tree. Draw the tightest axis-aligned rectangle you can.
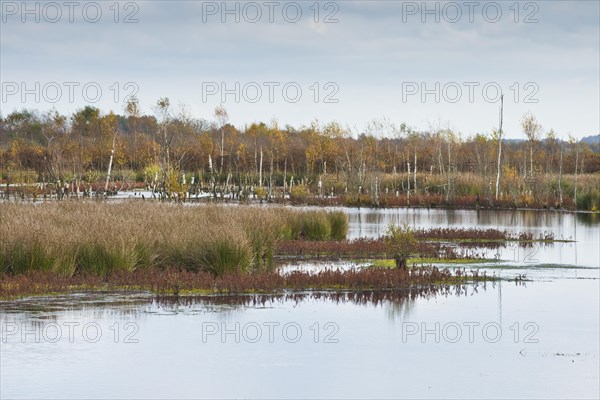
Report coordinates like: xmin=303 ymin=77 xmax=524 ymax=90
xmin=521 ymin=112 xmax=542 ymax=176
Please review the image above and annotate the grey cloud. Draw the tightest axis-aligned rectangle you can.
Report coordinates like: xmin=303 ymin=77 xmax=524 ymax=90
xmin=1 ymin=0 xmax=598 ymax=137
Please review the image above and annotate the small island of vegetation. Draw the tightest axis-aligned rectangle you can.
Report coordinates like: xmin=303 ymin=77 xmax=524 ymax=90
xmin=1 ymin=202 xmax=570 ymax=299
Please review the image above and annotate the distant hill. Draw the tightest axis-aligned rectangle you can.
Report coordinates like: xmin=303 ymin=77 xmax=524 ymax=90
xmin=502 ymin=135 xmax=599 ymax=152
xmin=581 ymin=134 xmax=600 ymax=146
xmin=504 ymin=138 xmax=526 ymax=144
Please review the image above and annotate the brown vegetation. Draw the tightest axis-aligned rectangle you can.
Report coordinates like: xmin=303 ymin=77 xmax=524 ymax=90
xmin=0 ymin=267 xmax=493 ymax=300
xmin=1 ymin=106 xmax=598 ymax=210
xmin=0 ymin=202 xmax=347 ymax=277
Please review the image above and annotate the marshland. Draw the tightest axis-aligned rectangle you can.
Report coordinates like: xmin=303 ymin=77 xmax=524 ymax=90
xmin=1 ymin=202 xmax=503 ymax=297
xmin=1 ymin=202 xmax=599 ymax=399
xmin=2 ymin=106 xmax=599 ymax=398
xmin=3 ymin=0 xmax=600 ymax=396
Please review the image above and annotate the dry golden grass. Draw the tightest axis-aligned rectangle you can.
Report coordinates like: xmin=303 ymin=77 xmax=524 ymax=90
xmin=0 ymin=202 xmax=348 ymax=277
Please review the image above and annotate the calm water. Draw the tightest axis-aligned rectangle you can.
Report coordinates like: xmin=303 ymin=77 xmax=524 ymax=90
xmin=1 ymin=209 xmax=599 ymax=399
xmin=344 ymin=208 xmax=600 ymax=267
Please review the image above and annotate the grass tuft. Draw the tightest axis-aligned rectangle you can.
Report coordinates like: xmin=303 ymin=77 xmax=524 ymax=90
xmin=299 ymin=213 xmax=332 ymax=240
xmin=328 ymin=211 xmax=349 ymax=240
xmin=199 ymin=238 xmax=253 ymax=276
xmin=0 ymin=202 xmax=348 ymax=277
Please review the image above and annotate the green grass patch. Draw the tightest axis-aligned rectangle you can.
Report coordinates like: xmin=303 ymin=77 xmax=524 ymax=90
xmin=328 ymin=211 xmax=349 ymax=240
xmin=368 ymin=258 xmax=498 ymax=268
xmin=198 ymin=239 xmax=253 ymax=277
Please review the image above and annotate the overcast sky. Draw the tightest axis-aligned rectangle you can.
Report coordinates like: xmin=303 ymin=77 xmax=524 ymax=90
xmin=1 ymin=0 xmax=598 ymax=139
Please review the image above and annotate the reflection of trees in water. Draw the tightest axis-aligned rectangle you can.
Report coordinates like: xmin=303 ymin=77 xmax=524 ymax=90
xmin=349 ymin=209 xmax=599 ymax=241
xmin=577 ymin=212 xmax=599 ymax=226
xmin=385 ymin=292 xmax=416 ymax=321
xmin=154 ymin=283 xmax=490 ymax=319
xmin=2 ymin=284 xmax=491 ymax=322
xmin=384 ymin=282 xmax=488 ymax=321
xmin=0 ymin=292 xmax=154 ymax=322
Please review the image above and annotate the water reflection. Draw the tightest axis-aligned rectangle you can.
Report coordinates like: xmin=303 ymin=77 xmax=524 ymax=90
xmin=343 ymin=208 xmax=600 ymax=267
xmin=154 ymin=284 xmax=488 ymax=312
xmin=0 ymin=292 xmax=154 ymax=322
xmin=1 ymin=284 xmax=490 ymax=323
xmin=2 ymin=280 xmax=597 ymax=399
xmin=577 ymin=212 xmax=600 ymax=226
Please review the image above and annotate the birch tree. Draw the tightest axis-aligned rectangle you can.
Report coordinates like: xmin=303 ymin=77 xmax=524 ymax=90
xmin=495 ymin=94 xmax=503 ymax=200
xmin=153 ymin=98 xmax=172 ymax=195
xmin=521 ymin=112 xmax=542 ymax=177
xmin=569 ymin=134 xmax=579 ymax=205
xmin=558 ymin=135 xmax=564 ymax=205
xmin=214 ymin=105 xmax=229 ymax=174
xmin=125 ymin=96 xmax=140 ymax=170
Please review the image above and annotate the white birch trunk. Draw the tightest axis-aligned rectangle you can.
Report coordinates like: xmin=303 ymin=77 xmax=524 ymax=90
xmin=104 ymin=133 xmax=116 ymax=194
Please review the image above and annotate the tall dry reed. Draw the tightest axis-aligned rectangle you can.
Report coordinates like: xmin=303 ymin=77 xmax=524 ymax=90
xmin=0 ymin=202 xmax=348 ymax=277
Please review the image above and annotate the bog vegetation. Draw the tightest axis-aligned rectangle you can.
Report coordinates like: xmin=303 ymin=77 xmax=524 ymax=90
xmin=1 ymin=103 xmax=599 ymax=210
xmin=0 ymin=202 xmax=348 ymax=277
xmin=0 ymin=267 xmax=493 ymax=300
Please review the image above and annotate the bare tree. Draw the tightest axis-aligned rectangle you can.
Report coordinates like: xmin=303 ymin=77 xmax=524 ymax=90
xmin=125 ymin=96 xmax=140 ymax=170
xmin=558 ymin=135 xmax=564 ymax=205
xmin=569 ymin=134 xmax=579 ymax=205
xmin=521 ymin=112 xmax=542 ymax=176
xmin=41 ymin=110 xmax=68 ymax=183
xmin=214 ymin=105 xmax=229 ymax=174
xmin=495 ymin=94 xmax=504 ymax=200
xmin=445 ymin=129 xmax=455 ymax=203
xmin=153 ymin=97 xmax=172 ymax=195
xmin=104 ymin=132 xmax=117 ymax=194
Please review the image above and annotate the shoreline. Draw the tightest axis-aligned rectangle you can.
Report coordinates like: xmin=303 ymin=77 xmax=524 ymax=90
xmin=2 ymin=194 xmax=599 ymax=214
xmin=0 ymin=267 xmax=497 ymax=301
xmin=1 ymin=178 xmax=599 ymax=214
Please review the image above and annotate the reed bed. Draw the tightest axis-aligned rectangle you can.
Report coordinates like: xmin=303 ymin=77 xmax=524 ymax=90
xmin=0 ymin=267 xmax=494 ymax=299
xmin=413 ymin=227 xmax=558 ymax=242
xmin=0 ymin=202 xmax=348 ymax=277
xmin=276 ymin=238 xmax=484 ymax=260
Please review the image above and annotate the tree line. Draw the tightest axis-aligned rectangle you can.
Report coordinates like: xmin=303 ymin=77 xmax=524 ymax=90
xmin=1 ymin=98 xmax=599 ymax=209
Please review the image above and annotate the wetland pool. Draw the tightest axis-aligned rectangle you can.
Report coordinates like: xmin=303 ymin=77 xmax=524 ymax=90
xmin=1 ymin=208 xmax=598 ymax=399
